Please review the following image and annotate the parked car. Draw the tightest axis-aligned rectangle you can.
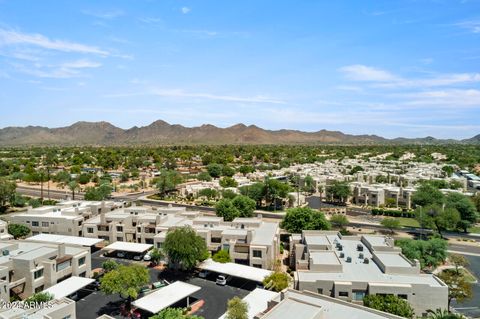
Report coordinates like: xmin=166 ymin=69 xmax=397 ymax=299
xmin=143 ymin=254 xmax=152 ymax=261
xmin=116 ymin=252 xmax=126 ymax=258
xmin=216 ymin=274 xmax=230 ymax=286
xmin=133 ymin=255 xmax=143 ymax=261
xmin=198 ymin=270 xmax=209 ymax=278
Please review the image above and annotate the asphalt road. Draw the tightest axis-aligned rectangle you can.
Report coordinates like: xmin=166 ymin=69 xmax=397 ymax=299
xmin=451 ymin=254 xmax=480 ymax=318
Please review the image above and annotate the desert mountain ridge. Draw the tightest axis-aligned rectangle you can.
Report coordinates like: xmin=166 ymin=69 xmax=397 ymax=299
xmin=0 ymin=120 xmax=477 ymax=146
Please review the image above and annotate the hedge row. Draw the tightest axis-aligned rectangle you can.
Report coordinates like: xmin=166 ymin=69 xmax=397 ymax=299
xmin=371 ymin=208 xmax=415 ymax=218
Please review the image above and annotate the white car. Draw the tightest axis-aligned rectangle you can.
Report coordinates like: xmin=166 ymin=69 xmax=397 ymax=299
xmin=216 ymin=274 xmax=230 ymax=286
xmin=116 ymin=252 xmax=126 ymax=258
xmin=143 ymin=254 xmax=152 ymax=261
xmin=133 ymin=255 xmax=142 ymax=261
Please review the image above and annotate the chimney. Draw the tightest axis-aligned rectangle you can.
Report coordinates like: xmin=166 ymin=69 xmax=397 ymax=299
xmin=58 ymin=243 xmax=66 ymax=257
xmin=100 ymin=201 xmax=106 ymax=224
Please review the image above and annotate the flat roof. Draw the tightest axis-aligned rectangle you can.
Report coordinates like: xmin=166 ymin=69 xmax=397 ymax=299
xmin=43 ymin=276 xmax=94 ymax=299
xmin=27 ymin=234 xmax=103 ymax=247
xmin=304 ymin=234 xmax=330 ymax=246
xmin=218 ymin=288 xmax=279 ymax=319
xmin=103 ymin=241 xmax=152 ymax=253
xmin=132 ymin=281 xmax=201 ymax=314
xmin=310 ymin=251 xmax=341 ymax=265
xmin=375 ymin=253 xmax=411 ymax=268
xmin=199 ymin=259 xmax=272 ymax=282
xmin=251 ymin=222 xmax=278 ymax=246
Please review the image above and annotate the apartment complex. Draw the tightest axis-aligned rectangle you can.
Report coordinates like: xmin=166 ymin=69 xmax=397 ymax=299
xmin=350 ymin=183 xmax=416 ymax=209
xmin=0 ymin=240 xmax=91 ymax=300
xmin=9 ymin=201 xmax=119 ymax=237
xmin=255 ymin=289 xmax=403 ymax=319
xmin=82 ymin=205 xmax=280 ymax=269
xmin=290 ymin=231 xmax=448 ymax=316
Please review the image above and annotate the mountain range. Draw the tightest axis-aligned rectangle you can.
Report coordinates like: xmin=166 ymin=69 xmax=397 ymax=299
xmin=0 ymin=120 xmax=478 ymax=146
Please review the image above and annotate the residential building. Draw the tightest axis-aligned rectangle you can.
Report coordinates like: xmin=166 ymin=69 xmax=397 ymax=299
xmin=254 ymin=289 xmax=404 ymax=319
xmin=0 ymin=240 xmax=91 ymax=300
xmin=0 ymin=221 xmax=12 ymax=240
xmin=9 ymin=201 xmax=119 ymax=237
xmin=290 ymin=231 xmax=448 ymax=316
xmin=0 ymin=297 xmax=76 ymax=319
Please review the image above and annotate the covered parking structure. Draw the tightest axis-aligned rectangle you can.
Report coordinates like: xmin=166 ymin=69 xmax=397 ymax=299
xmin=102 ymin=241 xmax=152 ymax=259
xmin=43 ymin=276 xmax=95 ymax=300
xmin=132 ymin=281 xmax=201 ymax=315
xmin=198 ymin=259 xmax=273 ymax=283
xmin=27 ymin=234 xmax=104 ymax=252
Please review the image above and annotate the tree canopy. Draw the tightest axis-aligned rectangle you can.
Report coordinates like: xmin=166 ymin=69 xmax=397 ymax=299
xmin=212 ymin=249 xmax=231 ymax=263
xmin=215 ymin=195 xmax=256 ymax=221
xmin=281 ymin=207 xmax=331 ymax=233
xmin=226 ymin=297 xmax=249 ymax=319
xmin=163 ymin=226 xmax=208 ymax=270
xmin=149 ymin=308 xmax=204 ymax=319
xmin=263 ymin=272 xmax=291 ymax=292
xmin=363 ymin=294 xmax=414 ymax=318
xmin=100 ymin=264 xmax=149 ymax=300
xmin=8 ymin=223 xmax=30 ymax=239
xmin=395 ymin=238 xmax=447 ymax=269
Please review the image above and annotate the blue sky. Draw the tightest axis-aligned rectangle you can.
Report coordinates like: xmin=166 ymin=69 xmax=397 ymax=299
xmin=0 ymin=0 xmax=479 ymax=139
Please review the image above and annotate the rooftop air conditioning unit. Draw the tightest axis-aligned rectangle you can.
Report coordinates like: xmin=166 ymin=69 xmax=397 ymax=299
xmin=346 ymin=257 xmax=352 ymax=263
xmin=359 ymin=253 xmax=364 ymax=259
xmin=339 ymin=252 xmax=344 ymax=258
xmin=364 ymin=258 xmax=369 ymax=264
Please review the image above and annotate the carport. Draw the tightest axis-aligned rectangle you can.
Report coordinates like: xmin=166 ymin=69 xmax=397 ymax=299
xmin=43 ymin=276 xmax=95 ymax=299
xmin=132 ymin=281 xmax=201 ymax=314
xmin=27 ymin=234 xmax=104 ymax=252
xmin=198 ymin=259 xmax=273 ymax=283
xmin=102 ymin=241 xmax=152 ymax=257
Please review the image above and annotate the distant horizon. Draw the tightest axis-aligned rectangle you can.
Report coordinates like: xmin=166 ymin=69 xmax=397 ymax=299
xmin=0 ymin=119 xmax=478 ymax=140
xmin=1 ymin=1 xmax=479 ymax=139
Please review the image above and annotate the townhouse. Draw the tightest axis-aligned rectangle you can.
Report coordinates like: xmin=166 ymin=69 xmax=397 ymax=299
xmin=290 ymin=231 xmax=448 ymax=316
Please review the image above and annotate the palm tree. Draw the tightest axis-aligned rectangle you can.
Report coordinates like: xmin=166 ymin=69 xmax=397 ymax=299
xmin=68 ymin=181 xmax=80 ymax=200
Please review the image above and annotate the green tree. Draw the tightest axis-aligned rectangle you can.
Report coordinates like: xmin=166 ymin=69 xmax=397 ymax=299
xmin=226 ymin=296 xmax=248 ymax=319
xmin=329 ymin=214 xmax=349 ymax=229
xmin=302 ymin=175 xmax=316 ymax=194
xmin=0 ymin=178 xmax=16 ymax=208
xmin=281 ymin=207 xmax=331 ymax=233
xmin=363 ymin=294 xmax=414 ymax=318
xmin=156 ymin=170 xmax=183 ymax=198
xmin=8 ymin=223 xmax=30 ymax=239
xmin=207 ymin=163 xmax=223 ymax=178
xmin=67 ymin=181 xmax=80 ymax=200
xmin=263 ymin=272 xmax=291 ymax=292
xmin=326 ymin=181 xmax=351 ymax=203
xmin=163 ymin=226 xmax=208 ymax=270
xmin=448 ymin=253 xmax=469 ymax=275
xmin=149 ymin=308 xmax=204 ymax=319
xmin=438 ymin=269 xmax=473 ymax=310
xmin=215 ymin=199 xmax=240 ymax=221
xmin=222 ymin=166 xmax=236 ymax=177
xmin=238 ymin=165 xmax=254 ymax=176
xmin=412 ymin=184 xmax=444 ymax=208
xmin=77 ymin=173 xmax=91 ymax=185
xmin=219 ymin=177 xmax=238 ymax=188
xmin=231 ymin=195 xmax=256 ymax=218
xmin=395 ymin=238 xmax=447 ymax=269
xmin=197 ymin=172 xmax=212 ymax=182
xmin=380 ymin=218 xmax=401 ymax=234
xmin=472 ymin=193 xmax=480 ymax=215
xmin=222 ymin=189 xmax=238 ymax=200
xmin=100 ymin=264 xmax=149 ymax=300
xmin=25 ymin=292 xmax=54 ymax=303
xmin=239 ymin=182 xmax=265 ymax=207
xmin=445 ymin=192 xmax=478 ymax=232
xmin=198 ymin=188 xmax=218 ymax=200
xmin=426 ymin=308 xmax=466 ymax=319
xmin=149 ymin=248 xmax=164 ymax=265
xmin=102 ymin=260 xmax=119 ymax=272
xmin=415 ymin=205 xmax=460 ymax=236
xmin=212 ymin=250 xmax=231 ymax=263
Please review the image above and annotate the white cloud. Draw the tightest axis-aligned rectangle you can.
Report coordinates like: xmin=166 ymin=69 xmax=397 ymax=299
xmin=181 ymin=7 xmax=191 ymax=14
xmin=339 ymin=65 xmax=398 ymax=82
xmin=12 ymin=59 xmax=101 ymax=78
xmin=0 ymin=29 xmax=109 ymax=56
xmin=402 ymin=89 xmax=480 ymax=107
xmin=454 ymin=19 xmax=480 ymax=33
xmin=105 ymin=88 xmax=286 ymax=104
xmin=61 ymin=59 xmax=102 ymax=69
xmin=82 ymin=10 xmax=124 ymax=19
xmin=340 ymin=64 xmax=480 ymax=88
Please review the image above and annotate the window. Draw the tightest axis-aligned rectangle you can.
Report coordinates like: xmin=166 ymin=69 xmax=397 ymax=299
xmin=32 ymin=221 xmax=39 ymax=227
xmin=50 ymin=222 xmax=54 ymax=224
xmin=79 ymin=272 xmax=86 ymax=278
xmin=253 ymin=250 xmax=262 ymax=258
xmin=33 ymin=268 xmax=44 ymax=279
xmin=87 ymin=227 xmax=94 ymax=233
xmin=252 ymin=264 xmax=262 ymax=268
xmin=78 ymin=257 xmax=86 ymax=266
xmin=398 ymin=294 xmax=408 ymax=300
xmin=352 ymin=290 xmax=366 ymax=301
xmin=35 ymin=285 xmax=44 ymax=293
xmin=41 ymin=222 xmax=49 ymax=227
xmin=317 ymin=288 xmax=323 ymax=294
xmin=211 ymin=237 xmax=221 ymax=243
xmin=338 ymin=291 xmax=349 ymax=297
xmin=117 ymin=237 xmax=123 ymax=242
xmin=116 ymin=226 xmax=123 ymax=232
xmin=56 ymin=260 xmax=71 ymax=272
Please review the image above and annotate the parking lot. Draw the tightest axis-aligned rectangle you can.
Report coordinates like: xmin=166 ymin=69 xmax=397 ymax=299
xmin=77 ymin=254 xmax=253 ymax=319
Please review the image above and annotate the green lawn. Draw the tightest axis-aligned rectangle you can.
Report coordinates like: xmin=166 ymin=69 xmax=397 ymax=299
xmin=397 ymin=217 xmax=420 ymax=228
xmin=467 ymin=226 xmax=480 ymax=234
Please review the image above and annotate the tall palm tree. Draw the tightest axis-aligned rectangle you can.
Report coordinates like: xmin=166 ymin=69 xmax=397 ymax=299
xmin=68 ymin=181 xmax=80 ymax=200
